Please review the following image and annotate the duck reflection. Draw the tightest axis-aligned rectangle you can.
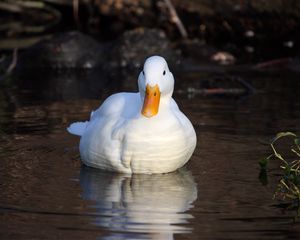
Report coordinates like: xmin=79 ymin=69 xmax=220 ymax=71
xmin=79 ymin=166 xmax=197 ymax=239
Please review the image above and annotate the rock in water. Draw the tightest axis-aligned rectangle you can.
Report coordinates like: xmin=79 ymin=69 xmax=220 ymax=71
xmin=109 ymin=28 xmax=180 ymax=70
xmin=17 ymin=31 xmax=106 ymax=70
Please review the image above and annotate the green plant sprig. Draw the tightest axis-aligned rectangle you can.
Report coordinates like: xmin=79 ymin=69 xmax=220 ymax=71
xmin=260 ymin=131 xmax=300 ymax=220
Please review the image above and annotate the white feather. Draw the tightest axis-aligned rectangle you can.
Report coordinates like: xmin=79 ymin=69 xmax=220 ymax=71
xmin=67 ymin=56 xmax=197 ymax=174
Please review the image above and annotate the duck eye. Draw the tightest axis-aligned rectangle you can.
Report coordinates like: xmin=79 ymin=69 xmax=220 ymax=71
xmin=142 ymin=70 xmax=145 ymax=75
xmin=163 ymin=70 xmax=166 ymax=75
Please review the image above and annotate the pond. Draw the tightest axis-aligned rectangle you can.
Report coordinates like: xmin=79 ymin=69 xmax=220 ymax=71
xmin=0 ymin=66 xmax=300 ymax=239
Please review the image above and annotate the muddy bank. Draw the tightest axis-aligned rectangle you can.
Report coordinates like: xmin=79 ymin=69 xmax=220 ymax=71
xmin=1 ymin=0 xmax=299 ymax=61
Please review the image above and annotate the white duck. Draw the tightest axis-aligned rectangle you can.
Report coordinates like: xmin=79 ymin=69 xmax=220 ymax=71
xmin=68 ymin=56 xmax=196 ymax=174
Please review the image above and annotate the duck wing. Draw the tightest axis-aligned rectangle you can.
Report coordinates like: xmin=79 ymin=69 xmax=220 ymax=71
xmin=67 ymin=92 xmax=140 ymax=137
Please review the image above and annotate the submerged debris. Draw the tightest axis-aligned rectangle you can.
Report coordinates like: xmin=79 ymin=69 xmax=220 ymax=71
xmin=176 ymin=75 xmax=255 ymax=99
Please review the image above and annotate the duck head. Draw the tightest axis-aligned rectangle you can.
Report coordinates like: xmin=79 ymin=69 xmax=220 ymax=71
xmin=138 ymin=56 xmax=174 ymax=118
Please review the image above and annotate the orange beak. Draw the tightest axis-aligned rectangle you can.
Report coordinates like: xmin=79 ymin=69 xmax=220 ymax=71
xmin=141 ymin=84 xmax=161 ymax=118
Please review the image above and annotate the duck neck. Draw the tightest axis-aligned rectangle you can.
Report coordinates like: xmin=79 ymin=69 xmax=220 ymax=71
xmin=159 ymin=93 xmax=173 ymax=109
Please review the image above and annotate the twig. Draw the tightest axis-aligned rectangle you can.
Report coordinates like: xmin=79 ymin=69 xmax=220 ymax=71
xmin=234 ymin=76 xmax=256 ymax=94
xmin=0 ymin=55 xmax=5 ymax=63
xmin=255 ymin=57 xmax=292 ymax=69
xmin=6 ymin=48 xmax=18 ymax=75
xmin=163 ymin=0 xmax=188 ymax=38
xmin=0 ymin=48 xmax=18 ymax=82
xmin=177 ymin=87 xmax=248 ymax=97
xmin=73 ymin=0 xmax=80 ymax=27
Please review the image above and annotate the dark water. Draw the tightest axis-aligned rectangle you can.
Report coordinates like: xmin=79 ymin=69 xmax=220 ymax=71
xmin=0 ymin=67 xmax=300 ymax=239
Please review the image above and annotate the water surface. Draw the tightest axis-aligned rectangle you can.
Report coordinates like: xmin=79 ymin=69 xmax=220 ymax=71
xmin=0 ymin=67 xmax=300 ymax=239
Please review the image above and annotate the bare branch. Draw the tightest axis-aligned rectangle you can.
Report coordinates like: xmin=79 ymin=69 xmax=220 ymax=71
xmin=163 ymin=0 xmax=188 ymax=38
xmin=73 ymin=0 xmax=80 ymax=27
xmin=6 ymin=48 xmax=18 ymax=75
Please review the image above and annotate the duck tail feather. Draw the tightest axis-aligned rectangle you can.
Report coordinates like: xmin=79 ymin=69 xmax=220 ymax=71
xmin=90 ymin=111 xmax=94 ymax=118
xmin=67 ymin=121 xmax=88 ymax=136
